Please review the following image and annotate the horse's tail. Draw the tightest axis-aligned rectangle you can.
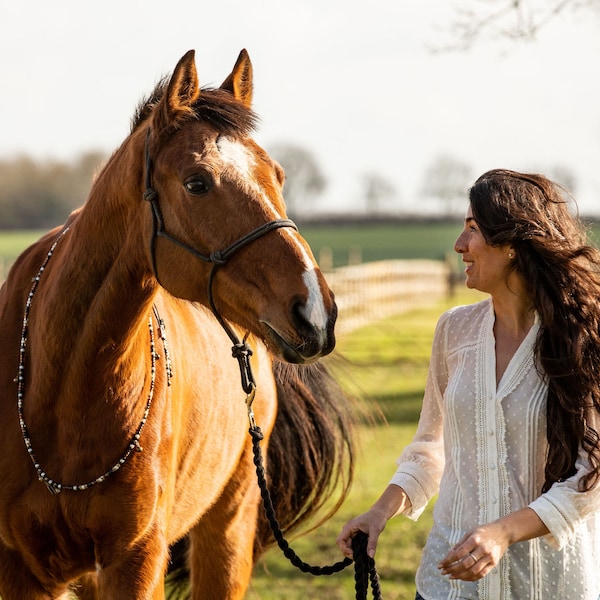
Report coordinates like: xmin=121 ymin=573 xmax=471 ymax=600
xmin=254 ymin=358 xmax=356 ymax=557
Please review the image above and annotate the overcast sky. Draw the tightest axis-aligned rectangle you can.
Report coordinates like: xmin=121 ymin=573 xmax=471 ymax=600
xmin=1 ymin=0 xmax=599 ymax=215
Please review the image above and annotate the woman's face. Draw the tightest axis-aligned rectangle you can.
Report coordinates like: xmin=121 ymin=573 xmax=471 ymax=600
xmin=454 ymin=205 xmax=513 ymax=294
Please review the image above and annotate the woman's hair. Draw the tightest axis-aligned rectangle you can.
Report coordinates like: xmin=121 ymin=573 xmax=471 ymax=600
xmin=469 ymin=168 xmax=600 ymax=493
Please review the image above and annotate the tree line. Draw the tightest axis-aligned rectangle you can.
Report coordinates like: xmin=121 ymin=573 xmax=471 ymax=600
xmin=0 ymin=152 xmax=106 ymax=229
xmin=0 ymin=146 xmax=579 ymax=230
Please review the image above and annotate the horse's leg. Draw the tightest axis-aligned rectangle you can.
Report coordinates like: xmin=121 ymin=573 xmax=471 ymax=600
xmin=188 ymin=447 xmax=261 ymax=600
xmin=0 ymin=546 xmax=53 ymax=600
xmin=95 ymin=530 xmax=168 ymax=600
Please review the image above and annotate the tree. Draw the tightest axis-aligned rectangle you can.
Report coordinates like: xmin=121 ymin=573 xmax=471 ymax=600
xmin=361 ymin=172 xmax=398 ymax=215
xmin=267 ymin=143 xmax=327 ymax=219
xmin=421 ymin=154 xmax=473 ymax=216
xmin=0 ymin=151 xmax=106 ymax=229
xmin=438 ymin=0 xmax=600 ymax=50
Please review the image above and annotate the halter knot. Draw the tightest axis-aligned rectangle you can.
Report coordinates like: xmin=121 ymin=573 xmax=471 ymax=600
xmin=143 ymin=188 xmax=158 ymax=203
xmin=209 ymin=251 xmax=227 ymax=265
xmin=249 ymin=426 xmax=264 ymax=441
xmin=231 ymin=342 xmax=253 ymax=360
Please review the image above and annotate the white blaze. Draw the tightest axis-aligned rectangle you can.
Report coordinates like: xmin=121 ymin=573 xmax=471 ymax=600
xmin=216 ymin=136 xmax=329 ymax=330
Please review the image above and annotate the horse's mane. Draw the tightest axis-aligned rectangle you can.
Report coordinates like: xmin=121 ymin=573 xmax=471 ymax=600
xmin=131 ymin=78 xmax=259 ymax=136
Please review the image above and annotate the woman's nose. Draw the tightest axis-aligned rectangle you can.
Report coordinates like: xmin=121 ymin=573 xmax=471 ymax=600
xmin=454 ymin=233 xmax=466 ymax=254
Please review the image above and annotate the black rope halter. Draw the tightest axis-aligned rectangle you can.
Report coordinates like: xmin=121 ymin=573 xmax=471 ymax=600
xmin=143 ymin=129 xmax=296 ymax=393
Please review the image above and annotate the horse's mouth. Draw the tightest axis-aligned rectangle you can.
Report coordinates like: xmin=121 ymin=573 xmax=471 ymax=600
xmin=260 ymin=321 xmax=332 ymax=364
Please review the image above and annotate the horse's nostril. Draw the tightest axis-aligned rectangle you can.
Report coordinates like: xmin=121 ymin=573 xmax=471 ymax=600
xmin=291 ymin=299 xmax=335 ymax=353
xmin=292 ymin=299 xmax=316 ymax=334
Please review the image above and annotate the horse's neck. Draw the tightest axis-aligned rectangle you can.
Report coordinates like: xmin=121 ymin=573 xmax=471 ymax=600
xmin=32 ymin=153 xmax=157 ymax=386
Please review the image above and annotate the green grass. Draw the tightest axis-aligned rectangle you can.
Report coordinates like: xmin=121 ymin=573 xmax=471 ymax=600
xmin=0 ymin=223 xmax=465 ymax=283
xmin=246 ymin=288 xmax=484 ymax=599
xmin=1 ymin=220 xmax=599 ymax=271
xmin=0 ymin=230 xmax=45 ymax=260
xmin=0 ymin=224 xmax=462 ymax=270
xmin=300 ymin=222 xmax=462 ymax=268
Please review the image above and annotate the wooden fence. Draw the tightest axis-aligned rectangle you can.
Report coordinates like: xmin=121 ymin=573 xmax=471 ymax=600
xmin=2 ymin=257 xmax=451 ymax=335
xmin=325 ymin=259 xmax=451 ymax=335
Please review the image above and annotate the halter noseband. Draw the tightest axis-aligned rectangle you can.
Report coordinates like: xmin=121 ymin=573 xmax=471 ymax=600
xmin=143 ymin=129 xmax=297 ymax=393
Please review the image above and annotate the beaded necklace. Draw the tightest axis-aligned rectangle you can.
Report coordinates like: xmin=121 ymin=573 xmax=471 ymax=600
xmin=16 ymin=227 xmax=170 ymax=495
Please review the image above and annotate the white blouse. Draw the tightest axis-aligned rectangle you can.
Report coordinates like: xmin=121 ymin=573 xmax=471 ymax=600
xmin=390 ymin=298 xmax=600 ymax=600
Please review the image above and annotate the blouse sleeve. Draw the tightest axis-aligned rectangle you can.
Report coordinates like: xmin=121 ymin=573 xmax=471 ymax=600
xmin=529 ymin=445 xmax=600 ymax=549
xmin=388 ymin=310 xmax=452 ymax=520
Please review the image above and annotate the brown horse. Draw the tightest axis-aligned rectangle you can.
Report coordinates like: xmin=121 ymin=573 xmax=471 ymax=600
xmin=0 ymin=50 xmax=354 ymax=599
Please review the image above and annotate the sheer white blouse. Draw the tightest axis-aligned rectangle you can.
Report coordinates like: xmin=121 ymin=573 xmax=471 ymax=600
xmin=390 ymin=298 xmax=600 ymax=600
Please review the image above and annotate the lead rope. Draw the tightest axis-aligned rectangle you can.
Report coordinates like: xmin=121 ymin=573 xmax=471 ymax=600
xmin=248 ymin=423 xmax=383 ymax=600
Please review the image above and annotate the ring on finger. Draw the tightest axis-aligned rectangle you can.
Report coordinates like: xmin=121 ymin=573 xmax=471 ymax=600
xmin=468 ymin=552 xmax=478 ymax=564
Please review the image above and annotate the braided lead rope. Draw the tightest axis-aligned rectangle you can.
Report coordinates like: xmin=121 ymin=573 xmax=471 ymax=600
xmin=249 ymin=426 xmax=383 ymax=600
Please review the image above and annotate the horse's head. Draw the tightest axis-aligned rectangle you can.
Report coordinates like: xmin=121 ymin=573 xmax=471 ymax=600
xmin=139 ymin=50 xmax=336 ymax=364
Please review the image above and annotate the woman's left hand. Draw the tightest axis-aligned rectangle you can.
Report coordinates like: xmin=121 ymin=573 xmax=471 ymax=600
xmin=438 ymin=507 xmax=549 ymax=581
xmin=437 ymin=521 xmax=509 ymax=581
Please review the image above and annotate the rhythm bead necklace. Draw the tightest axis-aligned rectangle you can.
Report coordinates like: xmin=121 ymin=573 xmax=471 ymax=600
xmin=16 ymin=226 xmax=170 ymax=495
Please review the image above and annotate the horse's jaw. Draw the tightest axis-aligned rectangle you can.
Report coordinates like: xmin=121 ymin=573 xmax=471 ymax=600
xmin=259 ymin=319 xmax=336 ymax=364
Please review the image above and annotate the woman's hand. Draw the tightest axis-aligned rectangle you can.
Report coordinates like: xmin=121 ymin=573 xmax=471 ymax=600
xmin=337 ymin=484 xmax=411 ymax=559
xmin=337 ymin=508 xmax=388 ymax=559
xmin=438 ymin=508 xmax=549 ymax=581
xmin=437 ymin=522 xmax=509 ymax=581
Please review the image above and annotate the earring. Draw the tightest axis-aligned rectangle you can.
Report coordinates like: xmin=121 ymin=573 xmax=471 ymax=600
xmin=508 ymin=252 xmax=514 ymax=259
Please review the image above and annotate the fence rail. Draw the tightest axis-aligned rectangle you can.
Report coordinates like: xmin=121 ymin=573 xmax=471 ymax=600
xmin=325 ymin=259 xmax=451 ymax=335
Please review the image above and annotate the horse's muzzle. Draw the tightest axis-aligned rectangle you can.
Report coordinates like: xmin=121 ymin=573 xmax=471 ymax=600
xmin=261 ymin=301 xmax=337 ymax=364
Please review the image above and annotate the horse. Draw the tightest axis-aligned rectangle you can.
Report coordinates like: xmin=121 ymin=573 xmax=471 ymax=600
xmin=0 ymin=49 xmax=354 ymax=600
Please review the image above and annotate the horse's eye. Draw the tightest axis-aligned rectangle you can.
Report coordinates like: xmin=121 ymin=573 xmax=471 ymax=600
xmin=184 ymin=175 xmax=212 ymax=195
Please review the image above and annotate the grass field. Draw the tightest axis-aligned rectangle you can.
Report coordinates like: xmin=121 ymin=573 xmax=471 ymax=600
xmin=2 ymin=219 xmax=598 ymax=274
xmin=246 ymin=288 xmax=484 ymax=600
xmin=0 ymin=223 xmax=463 ymax=280
xmin=300 ymin=222 xmax=462 ymax=268
xmin=0 ymin=223 xmax=462 ymax=262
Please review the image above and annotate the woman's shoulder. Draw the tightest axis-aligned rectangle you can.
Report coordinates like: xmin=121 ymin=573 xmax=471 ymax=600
xmin=440 ymin=297 xmax=490 ymax=322
xmin=435 ymin=297 xmax=491 ymax=339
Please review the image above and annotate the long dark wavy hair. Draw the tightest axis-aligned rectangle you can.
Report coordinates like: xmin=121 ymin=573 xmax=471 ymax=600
xmin=469 ymin=168 xmax=600 ymax=493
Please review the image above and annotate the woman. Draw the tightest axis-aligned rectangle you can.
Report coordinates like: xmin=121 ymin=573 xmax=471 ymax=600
xmin=337 ymin=169 xmax=600 ymax=599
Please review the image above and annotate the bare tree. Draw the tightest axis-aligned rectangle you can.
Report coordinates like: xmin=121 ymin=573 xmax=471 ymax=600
xmin=421 ymin=154 xmax=473 ymax=216
xmin=361 ymin=172 xmax=398 ymax=215
xmin=267 ymin=143 xmax=327 ymax=219
xmin=436 ymin=0 xmax=600 ymax=50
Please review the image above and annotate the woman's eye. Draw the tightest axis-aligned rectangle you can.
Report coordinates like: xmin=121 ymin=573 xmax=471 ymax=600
xmin=184 ymin=176 xmax=212 ymax=195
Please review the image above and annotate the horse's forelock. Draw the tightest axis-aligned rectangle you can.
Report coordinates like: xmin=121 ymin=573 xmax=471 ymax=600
xmin=131 ymin=83 xmax=259 ymax=137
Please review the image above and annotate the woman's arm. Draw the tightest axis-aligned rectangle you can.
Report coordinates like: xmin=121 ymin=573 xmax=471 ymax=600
xmin=337 ymin=310 xmax=453 ymax=559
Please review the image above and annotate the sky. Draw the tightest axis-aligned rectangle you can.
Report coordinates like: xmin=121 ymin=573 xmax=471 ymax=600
xmin=1 ymin=0 xmax=599 ymax=215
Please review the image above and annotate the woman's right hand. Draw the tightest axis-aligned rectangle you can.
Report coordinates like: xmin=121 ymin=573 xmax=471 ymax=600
xmin=336 ymin=508 xmax=388 ymax=559
xmin=337 ymin=484 xmax=411 ymax=559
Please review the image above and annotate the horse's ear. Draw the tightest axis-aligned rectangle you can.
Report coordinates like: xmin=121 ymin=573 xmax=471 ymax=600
xmin=220 ymin=49 xmax=253 ymax=108
xmin=155 ymin=50 xmax=200 ymax=130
